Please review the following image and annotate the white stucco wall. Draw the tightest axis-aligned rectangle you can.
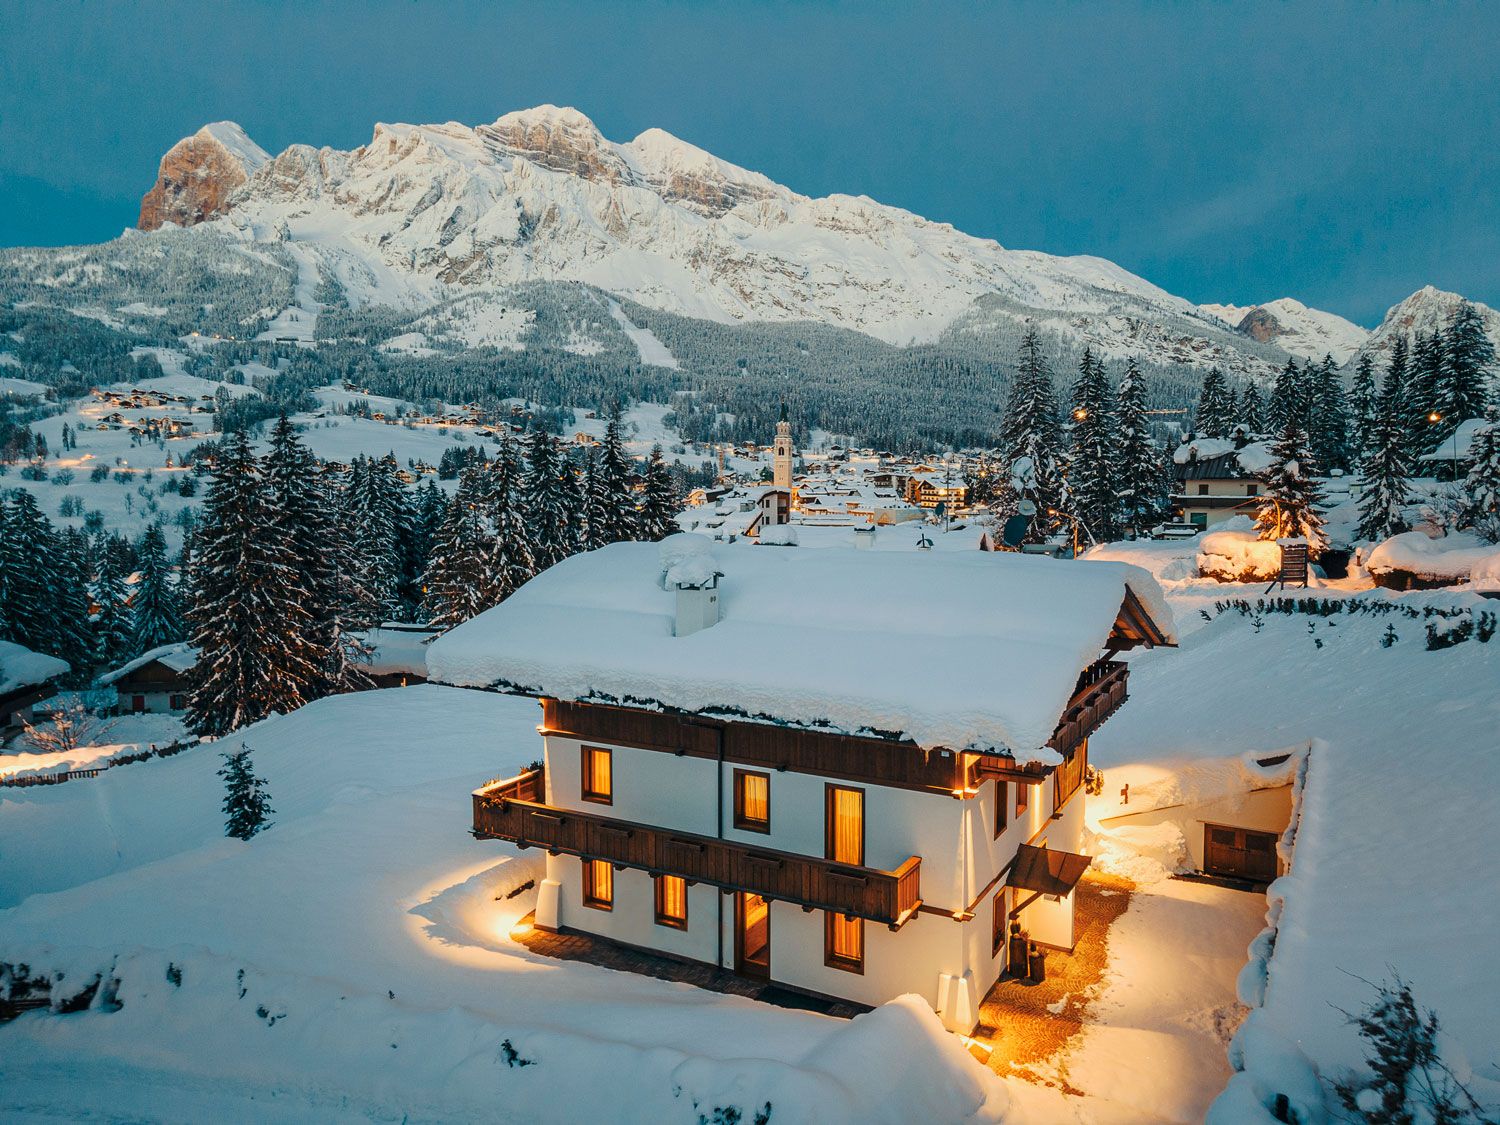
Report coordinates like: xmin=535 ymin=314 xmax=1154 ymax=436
xmin=1099 ymin=784 xmax=1293 ymax=873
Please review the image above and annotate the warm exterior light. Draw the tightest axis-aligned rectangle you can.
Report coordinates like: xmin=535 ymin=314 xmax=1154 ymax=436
xmin=1429 ymin=411 xmax=1442 ymax=423
xmin=1073 ymin=408 xmax=1088 ymax=420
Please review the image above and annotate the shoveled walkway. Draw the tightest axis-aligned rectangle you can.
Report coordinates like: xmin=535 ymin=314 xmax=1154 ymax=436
xmin=509 ymin=912 xmax=872 ymax=1019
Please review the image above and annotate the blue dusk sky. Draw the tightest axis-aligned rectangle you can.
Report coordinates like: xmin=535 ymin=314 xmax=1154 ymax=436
xmin=1 ymin=1 xmax=1496 ymax=326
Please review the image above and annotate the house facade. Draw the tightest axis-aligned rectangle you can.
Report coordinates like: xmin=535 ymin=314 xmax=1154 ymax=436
xmin=98 ymin=643 xmax=197 ymax=714
xmin=430 ymin=539 xmax=1174 ymax=1033
xmin=1171 ymin=450 xmax=1262 ymax=530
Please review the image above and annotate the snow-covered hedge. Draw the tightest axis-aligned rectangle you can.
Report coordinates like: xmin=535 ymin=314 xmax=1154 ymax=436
xmin=1367 ymin=531 xmax=1500 ymax=586
xmin=1198 ymin=524 xmax=1283 ymax=582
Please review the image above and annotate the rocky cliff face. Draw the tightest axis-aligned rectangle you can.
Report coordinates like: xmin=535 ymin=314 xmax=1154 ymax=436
xmin=138 ymin=123 xmax=270 ymax=231
xmin=1199 ymin=297 xmax=1368 ymax=363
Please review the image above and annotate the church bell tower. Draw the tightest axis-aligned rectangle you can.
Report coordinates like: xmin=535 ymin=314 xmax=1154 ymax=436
xmin=773 ymin=402 xmax=794 ymax=490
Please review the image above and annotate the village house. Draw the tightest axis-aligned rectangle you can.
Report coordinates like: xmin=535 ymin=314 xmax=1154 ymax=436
xmin=428 ymin=538 xmax=1174 ymax=1032
xmin=0 ymin=639 xmax=70 ymax=735
xmin=1170 ymin=438 xmax=1270 ymax=530
xmin=98 ymin=643 xmax=198 ymax=714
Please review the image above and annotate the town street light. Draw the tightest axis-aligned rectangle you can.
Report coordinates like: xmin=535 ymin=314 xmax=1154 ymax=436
xmin=1428 ymin=411 xmax=1462 ymax=479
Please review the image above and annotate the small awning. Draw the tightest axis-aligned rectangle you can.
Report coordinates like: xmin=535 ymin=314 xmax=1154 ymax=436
xmin=1007 ymin=844 xmax=1092 ymax=898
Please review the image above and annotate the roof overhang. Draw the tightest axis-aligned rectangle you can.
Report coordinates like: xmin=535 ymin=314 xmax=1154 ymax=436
xmin=1110 ymin=586 xmax=1175 ymax=650
xmin=1007 ymin=843 xmax=1092 ymax=898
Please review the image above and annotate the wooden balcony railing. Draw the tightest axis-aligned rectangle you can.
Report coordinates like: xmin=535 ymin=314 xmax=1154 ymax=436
xmin=1048 ymin=659 xmax=1128 ymax=756
xmin=472 ymin=787 xmax=922 ymax=928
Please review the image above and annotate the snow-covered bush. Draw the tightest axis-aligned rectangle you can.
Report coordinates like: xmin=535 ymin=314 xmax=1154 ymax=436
xmin=1199 ymin=521 xmax=1284 ymax=582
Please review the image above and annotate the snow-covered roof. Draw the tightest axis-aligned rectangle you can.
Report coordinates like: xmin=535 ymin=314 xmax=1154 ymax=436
xmin=1172 ymin=438 xmax=1273 ymax=476
xmin=0 ymin=640 xmax=70 ymax=695
xmin=426 ymin=536 xmax=1176 ymax=757
xmin=1417 ymin=416 xmax=1488 ymax=461
xmin=353 ymin=624 xmax=440 ymax=677
xmin=97 ymin=642 xmax=199 ymax=686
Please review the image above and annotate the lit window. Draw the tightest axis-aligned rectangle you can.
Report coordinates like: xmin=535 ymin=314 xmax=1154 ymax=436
xmin=826 ymin=786 xmax=864 ymax=866
xmin=654 ymin=875 xmax=687 ymax=929
xmin=735 ymin=769 xmax=770 ymax=833
xmin=825 ymin=910 xmax=864 ymax=973
xmin=1016 ymin=782 xmax=1029 ymax=818
xmin=581 ymin=746 xmax=612 ymax=804
xmin=994 ymin=781 xmax=1008 ymax=838
xmin=583 ymin=858 xmax=613 ymax=910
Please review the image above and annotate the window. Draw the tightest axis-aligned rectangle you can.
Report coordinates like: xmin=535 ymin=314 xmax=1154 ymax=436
xmin=654 ymin=874 xmax=688 ymax=929
xmin=131 ymin=695 xmax=146 ymax=713
xmin=1015 ymin=781 xmax=1029 ymax=818
xmin=168 ymin=693 xmax=186 ymax=710
xmin=583 ymin=858 xmax=613 ymax=910
xmin=581 ymin=746 xmax=612 ymax=804
xmin=1197 ymin=483 xmax=1209 ymax=495
xmin=825 ymin=910 xmax=864 ymax=973
xmin=734 ymin=769 xmax=770 ymax=833
xmin=1190 ymin=512 xmax=1209 ymax=528
xmin=994 ymin=781 xmax=1008 ymax=838
xmin=993 ymin=889 xmax=1007 ymax=956
xmin=825 ymin=785 xmax=864 ymax=866
xmin=1246 ymin=483 xmax=1259 ymax=496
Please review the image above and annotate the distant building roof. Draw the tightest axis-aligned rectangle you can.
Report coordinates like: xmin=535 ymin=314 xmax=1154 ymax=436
xmin=98 ymin=642 xmax=198 ymax=686
xmin=0 ymin=640 xmax=70 ymax=695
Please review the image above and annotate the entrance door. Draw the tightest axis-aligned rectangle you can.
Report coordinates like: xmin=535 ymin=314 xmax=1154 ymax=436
xmin=1204 ymin=824 xmax=1278 ymax=882
xmin=735 ymin=892 xmax=770 ymax=979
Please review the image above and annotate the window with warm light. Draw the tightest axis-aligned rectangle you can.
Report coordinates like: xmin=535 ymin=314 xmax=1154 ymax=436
xmin=994 ymin=781 xmax=1009 ymax=838
xmin=825 ymin=910 xmax=864 ymax=973
xmin=654 ymin=874 xmax=688 ymax=929
xmin=583 ymin=858 xmax=613 ymax=910
xmin=734 ymin=769 xmax=770 ymax=833
xmin=826 ymin=785 xmax=864 ymax=866
xmin=581 ymin=745 xmax=612 ymax=804
xmin=1016 ymin=781 xmax=1029 ymax=818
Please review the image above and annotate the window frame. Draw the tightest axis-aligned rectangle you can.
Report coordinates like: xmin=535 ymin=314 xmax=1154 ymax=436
xmin=733 ymin=768 xmax=771 ymax=833
xmin=994 ymin=780 xmax=1009 ymax=838
xmin=653 ymin=873 xmax=688 ymax=929
xmin=824 ymin=783 xmax=865 ymax=867
xmin=580 ymin=745 xmax=613 ymax=805
xmin=824 ymin=910 xmax=865 ymax=974
xmin=993 ymin=888 xmax=1007 ymax=956
xmin=582 ymin=858 xmax=613 ymax=911
xmin=1015 ymin=780 xmax=1029 ymax=819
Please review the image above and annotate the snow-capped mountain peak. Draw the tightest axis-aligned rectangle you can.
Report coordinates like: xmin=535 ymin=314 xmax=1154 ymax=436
xmin=1352 ymin=285 xmax=1500 ymax=367
xmin=1196 ymin=296 xmax=1368 ymax=363
xmin=138 ymin=121 xmax=271 ymax=231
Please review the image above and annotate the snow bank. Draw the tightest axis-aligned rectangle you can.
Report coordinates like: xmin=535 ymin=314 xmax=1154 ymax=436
xmin=1366 ymin=530 xmax=1499 ymax=582
xmin=1469 ymin=551 xmax=1500 ymax=591
xmin=1198 ymin=525 xmax=1282 ymax=582
xmin=428 ymin=542 xmax=1176 ymax=756
xmin=0 ymin=639 xmax=69 ymax=694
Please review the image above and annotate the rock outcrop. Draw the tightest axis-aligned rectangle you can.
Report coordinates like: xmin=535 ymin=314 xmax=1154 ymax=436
xmin=138 ymin=122 xmax=269 ymax=231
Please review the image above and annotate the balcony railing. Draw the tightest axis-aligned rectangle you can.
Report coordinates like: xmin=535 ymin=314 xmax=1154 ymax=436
xmin=472 ymin=783 xmax=922 ymax=928
xmin=1048 ymin=659 xmax=1128 ymax=756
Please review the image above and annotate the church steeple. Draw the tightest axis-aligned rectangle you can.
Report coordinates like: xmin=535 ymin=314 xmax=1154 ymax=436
xmin=773 ymin=401 xmax=794 ymax=490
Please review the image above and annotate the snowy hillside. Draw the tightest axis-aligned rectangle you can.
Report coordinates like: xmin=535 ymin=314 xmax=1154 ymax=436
xmin=1198 ymin=297 xmax=1369 ymax=363
xmin=120 ymin=105 xmax=1283 ymax=374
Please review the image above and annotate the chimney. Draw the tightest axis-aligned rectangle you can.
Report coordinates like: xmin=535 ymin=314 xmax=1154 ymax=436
xmin=674 ymin=576 xmax=720 ymax=637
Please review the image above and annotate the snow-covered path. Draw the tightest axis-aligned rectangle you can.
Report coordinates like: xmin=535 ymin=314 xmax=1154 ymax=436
xmin=1009 ymin=877 xmax=1264 ymax=1123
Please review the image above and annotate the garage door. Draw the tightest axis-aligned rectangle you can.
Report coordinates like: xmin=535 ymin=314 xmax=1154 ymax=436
xmin=1204 ymin=824 xmax=1279 ymax=882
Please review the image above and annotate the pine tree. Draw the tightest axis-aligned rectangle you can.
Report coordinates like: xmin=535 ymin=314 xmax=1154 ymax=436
xmin=1439 ymin=300 xmax=1495 ymax=436
xmin=638 ymin=445 xmax=682 ymax=541
xmin=1254 ymin=421 xmax=1328 ymax=551
xmin=1195 ymin=366 xmax=1235 ymax=439
xmin=1356 ymin=394 xmax=1414 ymax=543
xmin=1460 ymin=405 xmax=1500 ymax=543
xmin=342 ymin=455 xmax=408 ymax=627
xmin=591 ymin=414 xmax=640 ymax=544
xmin=1115 ymin=359 xmax=1168 ymax=537
xmin=1408 ymin=331 xmax=1446 ymax=452
xmin=1066 ymin=349 xmax=1119 ymax=542
xmin=522 ymin=428 xmax=576 ymax=570
xmin=422 ymin=467 xmax=498 ymax=628
xmin=131 ymin=524 xmax=184 ymax=654
xmin=1002 ymin=325 xmax=1065 ymax=538
xmin=1240 ymin=381 xmax=1267 ymax=435
xmin=1309 ymin=354 xmax=1351 ymax=473
xmin=51 ymin=531 xmax=96 ymax=675
xmin=186 ymin=431 xmax=322 ymax=738
xmin=219 ymin=743 xmax=273 ymax=840
xmin=91 ymin=548 xmax=135 ymax=669
xmin=0 ymin=492 xmax=64 ymax=658
xmin=1349 ymin=353 xmax=1378 ymax=462
xmin=479 ymin=435 xmax=536 ymax=604
xmin=1268 ymin=357 xmax=1308 ymax=434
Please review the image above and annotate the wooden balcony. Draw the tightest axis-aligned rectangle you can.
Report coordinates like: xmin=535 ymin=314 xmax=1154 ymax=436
xmin=472 ymin=778 xmax=922 ymax=928
xmin=1048 ymin=659 xmax=1128 ymax=756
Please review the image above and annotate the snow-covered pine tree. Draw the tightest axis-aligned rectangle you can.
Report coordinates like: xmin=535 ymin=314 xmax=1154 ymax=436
xmin=521 ymin=428 xmax=576 ymax=570
xmin=51 ymin=532 xmax=96 ymax=675
xmin=1408 ymin=331 xmax=1446 ymax=453
xmin=1254 ymin=420 xmax=1329 ymax=552
xmin=1002 ymin=324 xmax=1066 ymax=538
xmin=1349 ymin=353 xmax=1378 ymax=463
xmin=480 ymin=435 xmax=536 ymax=604
xmin=1115 ymin=359 xmax=1168 ymax=537
xmin=131 ymin=524 xmax=184 ymax=655
xmin=1460 ymin=405 xmax=1500 ymax=543
xmin=1240 ymin=381 xmax=1267 ymax=435
xmin=1195 ymin=365 xmax=1235 ymax=439
xmin=1309 ymin=354 xmax=1351 ymax=473
xmin=219 ymin=743 xmax=273 ymax=841
xmin=1268 ymin=357 xmax=1308 ymax=434
xmin=592 ymin=414 xmax=641 ymax=544
xmin=341 ymin=455 xmax=409 ymax=628
xmin=1440 ymin=299 xmax=1496 ymax=437
xmin=1356 ymin=393 xmax=1414 ymax=542
xmin=1066 ymin=349 xmax=1119 ymax=542
xmin=638 ymin=445 xmax=681 ymax=541
xmin=186 ymin=431 xmax=322 ymax=738
xmin=422 ymin=466 xmax=498 ymax=628
xmin=90 ymin=548 xmax=135 ymax=670
xmin=0 ymin=491 xmax=65 ymax=658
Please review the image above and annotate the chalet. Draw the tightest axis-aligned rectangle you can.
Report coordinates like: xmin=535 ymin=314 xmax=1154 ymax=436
xmin=351 ymin=623 xmax=439 ymax=688
xmin=428 ymin=537 xmax=1175 ymax=1033
xmin=0 ymin=640 xmax=70 ymax=734
xmin=1170 ymin=439 xmax=1269 ymax=530
xmin=98 ymin=643 xmax=198 ymax=714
